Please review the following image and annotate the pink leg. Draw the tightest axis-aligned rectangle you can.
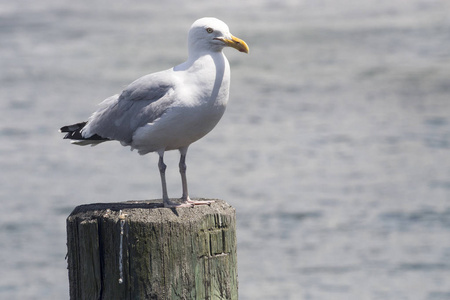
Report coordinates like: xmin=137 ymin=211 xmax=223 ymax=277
xmin=179 ymin=147 xmax=213 ymax=206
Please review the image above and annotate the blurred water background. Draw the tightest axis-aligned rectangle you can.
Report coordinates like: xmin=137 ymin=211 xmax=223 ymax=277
xmin=1 ymin=0 xmax=450 ymax=299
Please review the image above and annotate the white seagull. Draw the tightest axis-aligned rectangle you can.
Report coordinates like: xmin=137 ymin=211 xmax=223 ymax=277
xmin=60 ymin=17 xmax=249 ymax=208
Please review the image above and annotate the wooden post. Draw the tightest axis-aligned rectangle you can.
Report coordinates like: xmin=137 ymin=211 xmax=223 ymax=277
xmin=66 ymin=199 xmax=238 ymax=300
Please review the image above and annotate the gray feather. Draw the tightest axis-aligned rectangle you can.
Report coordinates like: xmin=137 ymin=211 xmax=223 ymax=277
xmin=82 ymin=71 xmax=177 ymax=144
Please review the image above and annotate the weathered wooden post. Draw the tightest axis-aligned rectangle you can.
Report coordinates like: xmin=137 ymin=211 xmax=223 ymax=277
xmin=66 ymin=199 xmax=237 ymax=300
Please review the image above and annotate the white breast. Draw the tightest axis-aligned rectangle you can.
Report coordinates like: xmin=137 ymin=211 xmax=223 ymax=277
xmin=131 ymin=52 xmax=231 ymax=155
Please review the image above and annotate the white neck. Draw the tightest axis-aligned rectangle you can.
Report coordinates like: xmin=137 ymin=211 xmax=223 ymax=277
xmin=174 ymin=51 xmax=231 ymax=108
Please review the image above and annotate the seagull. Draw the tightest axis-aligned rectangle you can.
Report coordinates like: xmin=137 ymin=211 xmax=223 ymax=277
xmin=60 ymin=17 xmax=249 ymax=208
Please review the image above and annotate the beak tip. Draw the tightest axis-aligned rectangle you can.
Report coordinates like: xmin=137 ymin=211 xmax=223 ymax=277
xmin=227 ymin=35 xmax=249 ymax=54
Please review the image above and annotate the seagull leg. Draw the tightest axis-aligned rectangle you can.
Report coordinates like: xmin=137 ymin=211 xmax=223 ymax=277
xmin=158 ymin=151 xmax=193 ymax=208
xmin=179 ymin=147 xmax=214 ymax=206
xmin=158 ymin=152 xmax=169 ymax=203
xmin=179 ymin=149 xmax=189 ymax=201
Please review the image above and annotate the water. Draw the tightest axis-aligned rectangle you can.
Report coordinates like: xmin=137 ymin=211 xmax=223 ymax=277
xmin=1 ymin=0 xmax=450 ymax=299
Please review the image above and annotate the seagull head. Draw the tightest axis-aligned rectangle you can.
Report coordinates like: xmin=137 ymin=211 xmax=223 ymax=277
xmin=188 ymin=17 xmax=249 ymax=56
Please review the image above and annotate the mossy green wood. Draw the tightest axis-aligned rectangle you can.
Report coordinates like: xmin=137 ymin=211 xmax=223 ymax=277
xmin=66 ymin=200 xmax=237 ymax=300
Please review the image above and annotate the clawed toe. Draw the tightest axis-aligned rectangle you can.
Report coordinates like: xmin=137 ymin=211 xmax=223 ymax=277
xmin=187 ymin=199 xmax=214 ymax=206
xmin=162 ymin=198 xmax=214 ymax=208
xmin=163 ymin=199 xmax=194 ymax=208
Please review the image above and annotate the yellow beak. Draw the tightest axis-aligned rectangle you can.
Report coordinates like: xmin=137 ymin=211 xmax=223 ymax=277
xmin=220 ymin=35 xmax=249 ymax=53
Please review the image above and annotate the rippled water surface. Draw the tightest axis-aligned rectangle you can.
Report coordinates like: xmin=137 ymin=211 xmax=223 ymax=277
xmin=1 ymin=1 xmax=450 ymax=299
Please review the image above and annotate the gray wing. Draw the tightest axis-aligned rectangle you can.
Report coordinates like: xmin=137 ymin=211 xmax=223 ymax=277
xmin=82 ymin=71 xmax=177 ymax=144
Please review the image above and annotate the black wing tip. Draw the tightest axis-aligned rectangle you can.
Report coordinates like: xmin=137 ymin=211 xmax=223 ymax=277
xmin=60 ymin=126 xmax=71 ymax=134
xmin=60 ymin=121 xmax=87 ymax=133
xmin=60 ymin=121 xmax=110 ymax=141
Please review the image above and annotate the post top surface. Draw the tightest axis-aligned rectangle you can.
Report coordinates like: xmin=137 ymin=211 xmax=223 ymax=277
xmin=68 ymin=199 xmax=234 ymax=222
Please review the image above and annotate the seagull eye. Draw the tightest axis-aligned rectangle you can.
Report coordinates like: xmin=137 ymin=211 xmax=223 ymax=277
xmin=206 ymin=28 xmax=214 ymax=34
